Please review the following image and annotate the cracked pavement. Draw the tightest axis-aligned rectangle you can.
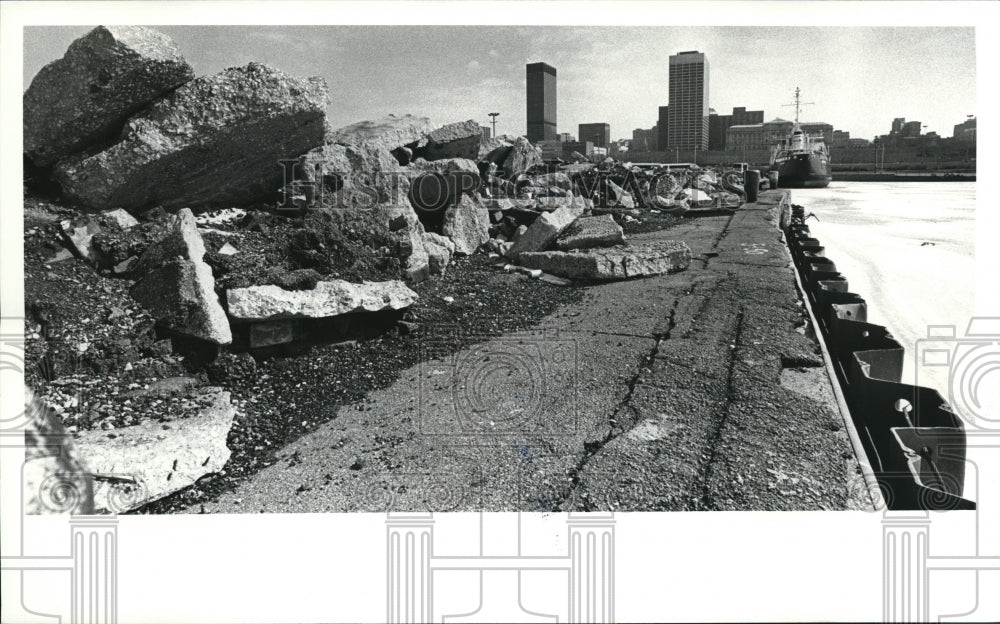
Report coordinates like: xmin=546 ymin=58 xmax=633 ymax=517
xmin=191 ymin=191 xmax=871 ymax=513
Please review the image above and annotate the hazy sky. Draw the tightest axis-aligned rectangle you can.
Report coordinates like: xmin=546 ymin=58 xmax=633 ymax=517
xmin=23 ymin=25 xmax=976 ymax=141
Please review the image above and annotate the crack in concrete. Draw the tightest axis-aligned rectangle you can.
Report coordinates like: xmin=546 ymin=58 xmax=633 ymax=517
xmin=694 ymin=307 xmax=745 ymax=511
xmin=563 ymin=297 xmax=680 ymax=511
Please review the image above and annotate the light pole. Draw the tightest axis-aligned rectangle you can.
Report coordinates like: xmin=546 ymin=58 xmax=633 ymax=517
xmin=488 ymin=112 xmax=499 ymax=138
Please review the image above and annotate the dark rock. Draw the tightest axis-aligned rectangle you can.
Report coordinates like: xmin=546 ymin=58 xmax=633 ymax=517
xmin=55 ymin=62 xmax=328 ymax=210
xmin=24 ymin=26 xmax=194 ymax=167
xmin=205 ymin=351 xmax=257 ymax=385
xmin=267 ymin=267 xmax=322 ymax=291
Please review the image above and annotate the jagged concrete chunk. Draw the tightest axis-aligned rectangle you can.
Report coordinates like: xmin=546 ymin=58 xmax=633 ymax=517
xmin=442 ymin=194 xmax=490 ymax=255
xmin=556 ymin=214 xmax=625 ymax=250
xmin=55 ymin=62 xmax=328 ymax=210
xmin=24 ymin=26 xmax=194 ymax=167
xmin=299 ymin=114 xmax=434 ymax=206
xmin=73 ymin=387 xmax=235 ymax=513
xmin=419 ymin=120 xmax=482 ymax=161
xmin=130 ymin=209 xmax=232 ymax=344
xmin=518 ymin=241 xmax=692 ymax=281
xmin=502 ymin=136 xmax=543 ymax=176
xmin=227 ymin=279 xmax=418 ymax=321
xmin=327 ymin=114 xmax=433 ymax=153
xmin=505 ymin=202 xmax=585 ymax=259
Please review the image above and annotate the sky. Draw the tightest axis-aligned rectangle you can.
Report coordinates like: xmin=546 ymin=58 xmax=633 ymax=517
xmin=23 ymin=25 xmax=976 ymax=142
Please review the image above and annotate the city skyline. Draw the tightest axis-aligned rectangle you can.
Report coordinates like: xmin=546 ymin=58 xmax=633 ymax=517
xmin=23 ymin=25 xmax=975 ymax=143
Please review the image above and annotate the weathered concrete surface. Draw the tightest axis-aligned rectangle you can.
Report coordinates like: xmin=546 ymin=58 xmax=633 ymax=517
xmin=74 ymin=387 xmax=235 ymax=513
xmin=519 ymin=241 xmax=691 ymax=281
xmin=187 ymin=190 xmax=869 ymax=512
xmin=442 ymin=194 xmax=490 ymax=255
xmin=227 ymin=279 xmax=417 ymax=321
xmin=504 ymin=203 xmax=584 ymax=259
xmin=418 ymin=120 xmax=482 ymax=161
xmin=24 ymin=25 xmax=194 ymax=167
xmin=55 ymin=62 xmax=328 ymax=210
xmin=555 ymin=214 xmax=624 ymax=250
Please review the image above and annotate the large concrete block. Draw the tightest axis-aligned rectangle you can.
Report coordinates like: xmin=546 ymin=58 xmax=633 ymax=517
xmin=518 ymin=241 xmax=691 ymax=280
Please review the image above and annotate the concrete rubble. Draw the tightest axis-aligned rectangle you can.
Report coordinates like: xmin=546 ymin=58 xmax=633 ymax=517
xmin=55 ymin=62 xmax=329 ymax=210
xmin=505 ymin=203 xmax=585 ymax=259
xmin=556 ymin=214 xmax=625 ymax=250
xmin=21 ymin=23 xmax=766 ymax=515
xmin=73 ymin=385 xmax=236 ymax=513
xmin=226 ymin=279 xmax=418 ymax=321
xmin=24 ymin=26 xmax=194 ymax=167
xmin=518 ymin=240 xmax=692 ymax=280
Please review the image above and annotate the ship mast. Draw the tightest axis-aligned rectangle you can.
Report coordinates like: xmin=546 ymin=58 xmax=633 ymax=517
xmin=783 ymin=87 xmax=814 ymax=124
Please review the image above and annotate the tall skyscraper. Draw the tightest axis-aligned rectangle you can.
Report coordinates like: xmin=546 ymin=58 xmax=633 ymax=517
xmin=667 ymin=51 xmax=710 ymax=150
xmin=526 ymin=62 xmax=557 ymax=142
xmin=657 ymin=106 xmax=669 ymax=150
xmin=578 ymin=123 xmax=610 ymax=148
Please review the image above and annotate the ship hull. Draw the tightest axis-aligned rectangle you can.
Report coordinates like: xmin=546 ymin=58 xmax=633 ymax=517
xmin=772 ymin=153 xmax=831 ymax=188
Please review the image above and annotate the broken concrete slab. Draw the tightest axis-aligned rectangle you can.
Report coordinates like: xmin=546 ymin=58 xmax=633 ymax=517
xmin=556 ymin=214 xmax=625 ymax=250
xmin=504 ymin=202 xmax=585 ymax=259
xmin=442 ymin=194 xmax=490 ymax=255
xmin=227 ymin=279 xmax=418 ymax=321
xmin=130 ymin=208 xmax=232 ymax=344
xmin=418 ymin=120 xmax=482 ymax=161
xmin=326 ymin=113 xmax=433 ymax=154
xmin=55 ymin=62 xmax=328 ymax=210
xmin=518 ymin=240 xmax=692 ymax=280
xmin=73 ymin=387 xmax=235 ymax=513
xmin=23 ymin=26 xmax=194 ymax=167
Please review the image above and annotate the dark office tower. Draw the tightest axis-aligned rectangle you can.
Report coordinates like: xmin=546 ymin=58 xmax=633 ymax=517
xmin=578 ymin=123 xmax=611 ymax=148
xmin=526 ymin=62 xmax=557 ymax=142
xmin=667 ymin=51 xmax=710 ymax=150
xmin=657 ymin=106 xmax=669 ymax=150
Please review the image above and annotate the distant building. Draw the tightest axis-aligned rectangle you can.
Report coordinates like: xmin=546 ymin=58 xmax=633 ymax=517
xmin=526 ymin=62 xmax=557 ymax=142
xmin=657 ymin=106 xmax=669 ymax=150
xmin=480 ymin=126 xmax=492 ymax=140
xmin=667 ymin=51 xmax=710 ymax=150
xmin=900 ymin=120 xmax=922 ymax=138
xmin=632 ymin=127 xmax=658 ymax=152
xmin=725 ymin=118 xmax=831 ymax=151
xmin=557 ymin=132 xmax=575 ymax=142
xmin=829 ymin=129 xmax=851 ymax=147
xmin=708 ymin=105 xmax=764 ymax=150
xmin=891 ymin=117 xmax=906 ymax=134
xmin=578 ymin=123 xmax=611 ymax=148
xmin=561 ymin=140 xmax=594 ymax=158
xmin=953 ymin=116 xmax=976 ymax=142
xmin=536 ymin=140 xmax=562 ymax=160
xmin=848 ymin=138 xmax=871 ymax=148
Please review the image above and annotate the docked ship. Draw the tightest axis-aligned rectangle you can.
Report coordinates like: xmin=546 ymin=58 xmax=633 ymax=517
xmin=769 ymin=88 xmax=832 ymax=188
